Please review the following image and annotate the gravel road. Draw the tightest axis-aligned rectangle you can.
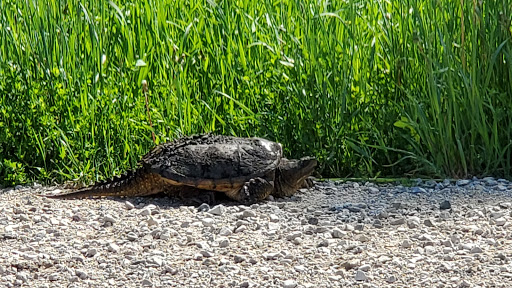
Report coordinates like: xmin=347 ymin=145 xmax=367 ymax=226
xmin=1 ymin=178 xmax=512 ymax=287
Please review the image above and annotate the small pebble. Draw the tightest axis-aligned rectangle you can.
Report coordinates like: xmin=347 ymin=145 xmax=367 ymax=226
xmin=127 ymin=232 xmax=138 ymax=241
xmin=440 ymin=200 xmax=451 ymax=210
xmin=331 ymin=228 xmax=345 ymax=238
xmin=139 ymin=208 xmax=151 ymax=216
xmin=401 ymin=239 xmax=412 ymax=248
xmin=124 ymin=201 xmax=135 ymax=210
xmin=308 ymin=217 xmax=319 ymax=225
xmin=457 ymin=179 xmax=471 ymax=186
xmin=208 ymin=205 xmax=226 ymax=215
xmin=355 ymin=270 xmax=367 ymax=281
xmin=423 ymin=218 xmax=436 ymax=227
xmin=242 ymin=210 xmax=257 ymax=218
xmin=494 ymin=217 xmax=507 ymax=226
xmin=407 ymin=216 xmax=420 ymax=228
xmin=470 ymin=247 xmax=483 ymax=254
xmin=107 ymin=242 xmax=120 ymax=252
xmin=197 ymin=203 xmax=210 ymax=212
xmin=282 ymin=279 xmax=297 ymax=288
xmin=359 ymin=264 xmax=371 ymax=272
xmin=147 ymin=216 xmax=159 ymax=226
xmin=86 ymin=248 xmax=97 ymax=257
xmin=368 ymin=187 xmax=380 ymax=193
xmin=386 ymin=275 xmax=397 ymax=283
xmin=390 ymin=218 xmax=406 ymax=225
xmin=219 ymin=238 xmax=230 ymax=248
xmin=201 ymin=218 xmax=215 ymax=227
xmin=103 ymin=215 xmax=117 ymax=223
xmin=411 ymin=187 xmax=427 ymax=194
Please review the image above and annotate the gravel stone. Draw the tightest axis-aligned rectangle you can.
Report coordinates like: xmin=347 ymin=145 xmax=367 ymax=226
xmin=218 ymin=226 xmax=232 ymax=236
xmin=407 ymin=216 xmax=421 ymax=228
xmin=354 ymin=223 xmax=364 ymax=231
xmin=107 ymin=242 xmax=120 ymax=252
xmin=368 ymin=187 xmax=380 ymax=193
xmin=355 ymin=270 xmax=367 ymax=281
xmin=359 ymin=264 xmax=371 ymax=272
xmin=386 ymin=275 xmax=397 ymax=283
xmin=75 ymin=270 xmax=88 ymax=280
xmin=1 ymin=180 xmax=511 ymax=287
xmin=331 ymin=228 xmax=345 ymax=238
xmin=307 ymin=217 xmax=319 ymax=225
xmin=494 ymin=217 xmax=507 ymax=226
xmin=139 ymin=208 xmax=151 ymax=216
xmin=411 ymin=187 xmax=427 ymax=194
xmin=354 ymin=234 xmax=369 ymax=242
xmin=440 ymin=200 xmax=451 ymax=210
xmin=124 ymin=201 xmax=135 ymax=210
xmin=401 ymin=239 xmax=412 ymax=248
xmin=286 ymin=232 xmax=302 ymax=241
xmin=470 ymin=246 xmax=483 ymax=254
xmin=423 ymin=218 xmax=436 ymax=227
xmin=390 ymin=218 xmax=406 ymax=225
xmin=242 ymin=210 xmax=257 ymax=218
xmin=126 ymin=232 xmax=138 ymax=241
xmin=201 ymin=217 xmax=215 ymax=227
xmin=85 ymin=248 xmax=97 ymax=257
xmin=103 ymin=214 xmax=117 ymax=223
xmin=282 ymin=279 xmax=297 ymax=288
xmin=457 ymin=179 xmax=471 ymax=186
xmin=218 ymin=238 xmax=230 ymax=248
xmin=208 ymin=204 xmax=226 ymax=216
xmin=146 ymin=216 xmax=159 ymax=226
xmin=197 ymin=203 xmax=210 ymax=212
xmin=499 ymin=202 xmax=511 ymax=209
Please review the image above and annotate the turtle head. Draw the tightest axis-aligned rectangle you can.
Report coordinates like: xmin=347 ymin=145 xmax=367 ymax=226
xmin=274 ymin=157 xmax=317 ymax=197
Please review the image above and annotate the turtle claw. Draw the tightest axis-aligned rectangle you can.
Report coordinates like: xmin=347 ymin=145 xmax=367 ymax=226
xmin=238 ymin=177 xmax=274 ymax=204
xmin=302 ymin=176 xmax=315 ymax=189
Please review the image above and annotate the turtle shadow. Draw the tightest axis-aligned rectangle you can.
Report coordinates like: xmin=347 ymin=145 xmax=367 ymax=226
xmin=105 ymin=191 xmax=243 ymax=210
xmin=106 ymin=190 xmax=301 ymax=210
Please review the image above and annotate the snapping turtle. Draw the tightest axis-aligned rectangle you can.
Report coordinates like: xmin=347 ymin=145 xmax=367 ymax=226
xmin=45 ymin=134 xmax=317 ymax=204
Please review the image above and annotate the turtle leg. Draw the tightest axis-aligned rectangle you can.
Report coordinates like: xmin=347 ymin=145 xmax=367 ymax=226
xmin=230 ymin=177 xmax=274 ymax=204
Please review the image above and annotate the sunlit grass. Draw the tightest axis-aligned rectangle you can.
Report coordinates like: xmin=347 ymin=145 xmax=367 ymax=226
xmin=0 ymin=0 xmax=510 ymax=186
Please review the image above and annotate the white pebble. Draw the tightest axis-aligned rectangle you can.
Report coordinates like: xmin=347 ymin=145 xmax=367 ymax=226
xmin=201 ymin=217 xmax=215 ymax=227
xmin=124 ymin=201 xmax=135 ymax=210
xmin=208 ymin=204 xmax=226 ymax=216
xmin=282 ymin=279 xmax=297 ymax=288
xmin=494 ymin=217 xmax=507 ymax=226
xmin=331 ymin=228 xmax=346 ymax=238
xmin=355 ymin=270 xmax=367 ymax=281
xmin=147 ymin=216 xmax=159 ymax=226
xmin=359 ymin=264 xmax=371 ymax=272
xmin=401 ymin=239 xmax=412 ymax=248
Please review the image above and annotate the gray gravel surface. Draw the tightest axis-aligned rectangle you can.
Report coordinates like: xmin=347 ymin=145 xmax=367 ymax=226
xmin=1 ymin=178 xmax=512 ymax=287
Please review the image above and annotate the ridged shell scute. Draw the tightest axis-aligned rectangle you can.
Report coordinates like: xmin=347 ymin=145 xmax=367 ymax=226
xmin=141 ymin=134 xmax=283 ymax=191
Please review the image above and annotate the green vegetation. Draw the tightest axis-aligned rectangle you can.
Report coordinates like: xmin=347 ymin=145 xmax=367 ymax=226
xmin=0 ymin=0 xmax=511 ymax=186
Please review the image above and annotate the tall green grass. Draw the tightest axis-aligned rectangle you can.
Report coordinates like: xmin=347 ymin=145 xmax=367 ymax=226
xmin=0 ymin=0 xmax=510 ymax=186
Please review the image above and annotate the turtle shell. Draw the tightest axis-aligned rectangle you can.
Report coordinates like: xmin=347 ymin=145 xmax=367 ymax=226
xmin=141 ymin=134 xmax=283 ymax=192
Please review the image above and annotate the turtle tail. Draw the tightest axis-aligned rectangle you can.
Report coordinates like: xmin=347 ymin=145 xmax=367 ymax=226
xmin=43 ymin=167 xmax=168 ymax=199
